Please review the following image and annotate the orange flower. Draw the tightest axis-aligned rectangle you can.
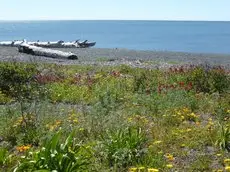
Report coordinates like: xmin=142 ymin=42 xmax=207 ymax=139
xmin=16 ymin=145 xmax=32 ymax=152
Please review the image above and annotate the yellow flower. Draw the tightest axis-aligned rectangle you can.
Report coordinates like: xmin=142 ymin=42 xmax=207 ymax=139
xmin=190 ymin=113 xmax=196 ymax=117
xmin=180 ymin=115 xmax=185 ymax=120
xmin=176 ymin=112 xmax=181 ymax=115
xmin=49 ymin=125 xmax=55 ymax=131
xmin=166 ymin=164 xmax=173 ymax=168
xmin=181 ymin=144 xmax=186 ymax=148
xmin=208 ymin=118 xmax=213 ymax=121
xmin=153 ymin=140 xmax=162 ymax=144
xmin=225 ymin=166 xmax=230 ymax=171
xmin=216 ymin=170 xmax=223 ymax=172
xmin=138 ymin=167 xmax=145 ymax=171
xmin=224 ymin=159 xmax=230 ymax=164
xmin=216 ymin=154 xmax=222 ymax=157
xmin=227 ymin=109 xmax=230 ymax=113
xmin=129 ymin=167 xmax=137 ymax=172
xmin=73 ymin=119 xmax=78 ymax=123
xmin=165 ymin=153 xmax=175 ymax=161
xmin=79 ymin=128 xmax=84 ymax=131
xmin=148 ymin=168 xmax=159 ymax=172
xmin=128 ymin=117 xmax=133 ymax=122
xmin=186 ymin=128 xmax=192 ymax=132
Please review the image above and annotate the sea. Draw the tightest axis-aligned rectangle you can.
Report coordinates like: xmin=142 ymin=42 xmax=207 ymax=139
xmin=0 ymin=20 xmax=230 ymax=54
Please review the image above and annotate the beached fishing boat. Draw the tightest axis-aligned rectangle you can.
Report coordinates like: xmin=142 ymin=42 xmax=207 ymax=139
xmin=0 ymin=40 xmax=96 ymax=48
xmin=77 ymin=41 xmax=96 ymax=48
xmin=31 ymin=41 xmax=65 ymax=48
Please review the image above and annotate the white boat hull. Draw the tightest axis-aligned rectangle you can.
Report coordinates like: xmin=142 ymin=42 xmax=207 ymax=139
xmin=0 ymin=40 xmax=96 ymax=48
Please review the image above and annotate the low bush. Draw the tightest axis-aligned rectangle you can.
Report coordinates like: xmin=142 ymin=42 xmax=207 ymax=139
xmin=0 ymin=62 xmax=38 ymax=100
xmin=188 ymin=66 xmax=230 ymax=94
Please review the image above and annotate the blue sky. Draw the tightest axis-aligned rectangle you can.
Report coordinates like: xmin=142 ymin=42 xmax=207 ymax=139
xmin=0 ymin=0 xmax=229 ymax=21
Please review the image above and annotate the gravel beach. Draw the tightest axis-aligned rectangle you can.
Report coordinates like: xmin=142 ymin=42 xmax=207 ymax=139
xmin=0 ymin=47 xmax=230 ymax=68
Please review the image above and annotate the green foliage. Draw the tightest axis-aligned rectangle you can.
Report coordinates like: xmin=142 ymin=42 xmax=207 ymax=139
xmin=0 ymin=91 xmax=12 ymax=104
xmin=0 ymin=62 xmax=38 ymax=99
xmin=48 ymin=83 xmax=90 ymax=103
xmin=215 ymin=104 xmax=230 ymax=122
xmin=216 ymin=124 xmax=230 ymax=152
xmin=188 ymin=66 xmax=230 ymax=93
xmin=0 ymin=148 xmax=16 ymax=170
xmin=134 ymin=71 xmax=149 ymax=93
xmin=190 ymin=155 xmax=212 ymax=171
xmin=0 ymin=62 xmax=48 ymax=102
xmin=101 ymin=127 xmax=147 ymax=168
xmin=14 ymin=131 xmax=91 ymax=172
xmin=0 ymin=148 xmax=8 ymax=166
xmin=4 ymin=112 xmax=39 ymax=147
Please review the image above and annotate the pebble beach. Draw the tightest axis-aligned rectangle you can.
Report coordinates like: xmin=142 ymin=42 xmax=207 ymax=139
xmin=0 ymin=46 xmax=230 ymax=68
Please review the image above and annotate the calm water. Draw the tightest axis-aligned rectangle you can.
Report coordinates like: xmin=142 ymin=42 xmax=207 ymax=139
xmin=0 ymin=20 xmax=230 ymax=54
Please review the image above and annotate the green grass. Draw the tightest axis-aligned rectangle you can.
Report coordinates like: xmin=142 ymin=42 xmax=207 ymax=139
xmin=0 ymin=62 xmax=230 ymax=171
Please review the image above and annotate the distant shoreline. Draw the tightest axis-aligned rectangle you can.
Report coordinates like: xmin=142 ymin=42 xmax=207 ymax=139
xmin=0 ymin=20 xmax=230 ymax=22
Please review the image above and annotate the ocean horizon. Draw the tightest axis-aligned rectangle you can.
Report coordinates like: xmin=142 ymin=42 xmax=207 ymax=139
xmin=0 ymin=20 xmax=230 ymax=54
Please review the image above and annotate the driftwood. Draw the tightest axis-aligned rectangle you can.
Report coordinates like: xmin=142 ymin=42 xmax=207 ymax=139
xmin=18 ymin=44 xmax=78 ymax=59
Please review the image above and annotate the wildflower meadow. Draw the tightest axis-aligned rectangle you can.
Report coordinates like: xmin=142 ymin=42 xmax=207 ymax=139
xmin=0 ymin=62 xmax=229 ymax=171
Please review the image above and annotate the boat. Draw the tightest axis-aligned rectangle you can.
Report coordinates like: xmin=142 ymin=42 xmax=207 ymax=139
xmin=77 ymin=40 xmax=96 ymax=48
xmin=0 ymin=41 xmax=13 ymax=46
xmin=31 ymin=41 xmax=65 ymax=48
xmin=0 ymin=39 xmax=96 ymax=48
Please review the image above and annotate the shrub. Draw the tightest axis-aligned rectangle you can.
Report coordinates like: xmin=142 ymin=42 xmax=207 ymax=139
xmin=188 ymin=66 xmax=229 ymax=94
xmin=4 ymin=113 xmax=40 ymax=147
xmin=0 ymin=62 xmax=38 ymax=100
xmin=0 ymin=91 xmax=12 ymax=104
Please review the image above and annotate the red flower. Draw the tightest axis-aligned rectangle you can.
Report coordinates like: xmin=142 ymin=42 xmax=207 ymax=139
xmin=179 ymin=82 xmax=185 ymax=87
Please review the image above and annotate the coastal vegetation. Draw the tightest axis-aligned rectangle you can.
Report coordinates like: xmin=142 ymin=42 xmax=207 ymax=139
xmin=0 ymin=61 xmax=229 ymax=171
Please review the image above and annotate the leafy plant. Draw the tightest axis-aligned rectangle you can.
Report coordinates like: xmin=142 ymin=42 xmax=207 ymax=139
xmin=0 ymin=91 xmax=12 ymax=104
xmin=0 ymin=148 xmax=16 ymax=170
xmin=216 ymin=124 xmax=230 ymax=152
xmin=0 ymin=148 xmax=8 ymax=167
xmin=210 ymin=68 xmax=230 ymax=93
xmin=14 ymin=131 xmax=91 ymax=172
xmin=101 ymin=127 xmax=147 ymax=168
xmin=0 ymin=62 xmax=38 ymax=100
xmin=188 ymin=66 xmax=229 ymax=94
